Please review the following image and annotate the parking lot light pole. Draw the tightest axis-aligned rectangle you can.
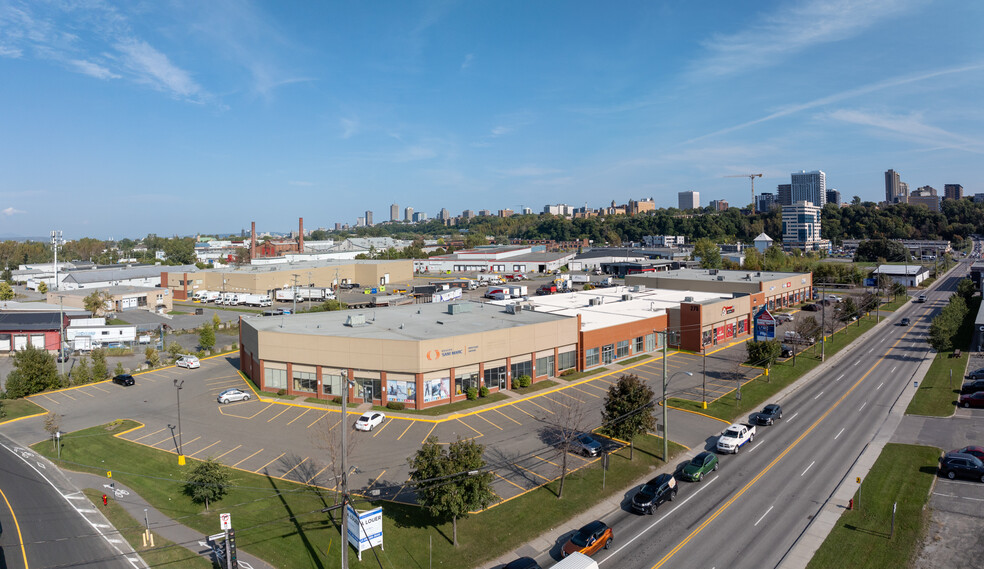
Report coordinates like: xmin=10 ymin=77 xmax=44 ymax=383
xmin=340 ymin=370 xmax=354 ymax=569
xmin=174 ymin=379 xmax=185 ymax=465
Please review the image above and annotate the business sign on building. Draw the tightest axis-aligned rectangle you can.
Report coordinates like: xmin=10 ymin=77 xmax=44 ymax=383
xmin=347 ymin=505 xmax=383 ymax=560
xmin=754 ymin=308 xmax=776 ymax=341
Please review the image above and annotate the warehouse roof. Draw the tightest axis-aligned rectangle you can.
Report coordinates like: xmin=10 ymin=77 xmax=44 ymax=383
xmin=200 ymin=259 xmax=406 ymax=275
xmin=54 ymin=285 xmax=165 ymax=298
xmin=629 ymin=268 xmax=809 ymax=285
xmin=0 ymin=312 xmax=64 ymax=331
xmin=63 ymin=265 xmax=196 ymax=284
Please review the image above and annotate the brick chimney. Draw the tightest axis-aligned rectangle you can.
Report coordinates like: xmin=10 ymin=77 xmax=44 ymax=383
xmin=250 ymin=221 xmax=256 ymax=259
xmin=298 ymin=217 xmax=304 ymax=252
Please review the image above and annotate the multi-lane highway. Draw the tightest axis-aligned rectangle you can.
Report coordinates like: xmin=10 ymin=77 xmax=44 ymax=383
xmin=536 ymin=262 xmax=965 ymax=569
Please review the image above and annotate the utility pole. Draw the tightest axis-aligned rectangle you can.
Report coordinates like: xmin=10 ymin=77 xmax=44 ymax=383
xmin=292 ymin=273 xmax=299 ymax=315
xmin=340 ymin=369 xmax=351 ymax=569
xmin=821 ymin=281 xmax=826 ymax=362
xmin=701 ymin=343 xmax=707 ymax=410
xmin=50 ymin=230 xmax=63 ymax=292
xmin=661 ymin=330 xmax=668 ymax=462
xmin=174 ymin=379 xmax=185 ymax=465
xmin=59 ymin=295 xmax=65 ymax=377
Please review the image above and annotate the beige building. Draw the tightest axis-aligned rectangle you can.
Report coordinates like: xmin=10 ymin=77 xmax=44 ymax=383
xmin=625 ymin=268 xmax=813 ymax=313
xmin=48 ymin=285 xmax=173 ymax=313
xmin=163 ymin=260 xmax=414 ymax=300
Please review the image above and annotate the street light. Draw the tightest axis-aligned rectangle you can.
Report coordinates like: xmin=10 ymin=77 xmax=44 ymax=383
xmin=339 ymin=369 xmax=356 ymax=569
xmin=660 ymin=368 xmax=693 ymax=462
xmin=174 ymin=379 xmax=185 ymax=465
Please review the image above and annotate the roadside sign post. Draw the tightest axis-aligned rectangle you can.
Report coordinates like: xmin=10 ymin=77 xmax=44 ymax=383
xmin=891 ymin=502 xmax=896 ymax=538
xmin=856 ymin=476 xmax=861 ymax=511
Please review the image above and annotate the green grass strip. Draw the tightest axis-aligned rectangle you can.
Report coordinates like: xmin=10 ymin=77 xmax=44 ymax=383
xmin=906 ymin=296 xmax=980 ymax=416
xmin=0 ymin=398 xmax=47 ymax=423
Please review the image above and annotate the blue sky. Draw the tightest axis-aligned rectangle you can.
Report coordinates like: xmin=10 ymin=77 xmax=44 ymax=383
xmin=1 ymin=0 xmax=982 ymax=239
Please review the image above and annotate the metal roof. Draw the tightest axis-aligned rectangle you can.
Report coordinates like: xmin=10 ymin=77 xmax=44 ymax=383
xmin=0 ymin=312 xmax=63 ymax=331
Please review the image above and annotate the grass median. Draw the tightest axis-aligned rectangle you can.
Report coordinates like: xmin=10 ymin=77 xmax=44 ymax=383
xmin=668 ymin=317 xmax=877 ymax=423
xmin=35 ymin=420 xmax=683 ymax=569
xmin=0 ymin=398 xmax=47 ymax=423
xmin=807 ymin=443 xmax=939 ymax=569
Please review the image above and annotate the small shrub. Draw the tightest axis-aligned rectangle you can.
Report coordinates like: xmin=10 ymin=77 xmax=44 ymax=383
xmin=332 ymin=396 xmax=343 ymax=404
xmin=479 ymin=385 xmax=490 ymax=398
xmin=511 ymin=377 xmax=521 ymax=389
xmin=386 ymin=401 xmax=405 ymax=410
xmin=114 ymin=362 xmax=126 ymax=377
xmin=560 ymin=369 xmax=575 ymax=377
xmin=276 ymin=388 xmax=287 ymax=397
xmin=518 ymin=375 xmax=532 ymax=388
xmin=466 ymin=387 xmax=479 ymax=400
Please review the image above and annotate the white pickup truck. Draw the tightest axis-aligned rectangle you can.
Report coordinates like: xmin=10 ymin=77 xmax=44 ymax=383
xmin=716 ymin=423 xmax=756 ymax=454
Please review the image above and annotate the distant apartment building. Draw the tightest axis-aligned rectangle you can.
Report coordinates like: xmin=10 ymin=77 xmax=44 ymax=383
xmin=791 ymin=170 xmax=826 ymax=207
xmin=627 ymin=198 xmax=656 ymax=215
xmin=404 ymin=207 xmax=414 ymax=222
xmin=909 ymin=186 xmax=940 ymax=211
xmin=522 ymin=207 xmax=533 ymax=215
xmin=390 ymin=203 xmax=399 ymax=222
xmin=365 ymin=210 xmax=374 ymax=226
xmin=544 ymin=204 xmax=573 ymax=216
xmin=478 ymin=209 xmax=492 ymax=217
xmin=885 ymin=169 xmax=906 ymax=204
xmin=756 ymin=192 xmax=776 ymax=211
xmin=499 ymin=209 xmax=515 ymax=217
xmin=944 ymin=184 xmax=964 ymax=200
xmin=462 ymin=210 xmax=476 ymax=220
xmin=606 ymin=201 xmax=626 ymax=215
xmin=777 ymin=184 xmax=792 ymax=206
xmin=412 ymin=212 xmax=428 ymax=222
xmin=643 ymin=235 xmax=686 ymax=248
xmin=356 ymin=216 xmax=365 ymax=227
xmin=678 ymin=191 xmax=699 ymax=210
xmin=781 ymin=201 xmax=829 ymax=252
xmin=438 ymin=208 xmax=450 ymax=221
xmin=975 ymin=194 xmax=984 ymax=204
xmin=334 ymin=222 xmax=342 ymax=230
xmin=826 ymin=189 xmax=841 ymax=206
xmin=709 ymin=199 xmax=729 ymax=211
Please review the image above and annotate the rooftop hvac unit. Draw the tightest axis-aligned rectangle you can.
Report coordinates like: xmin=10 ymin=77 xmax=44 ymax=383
xmin=684 ymin=296 xmax=694 ymax=302
xmin=589 ymin=297 xmax=603 ymax=306
xmin=447 ymin=303 xmax=473 ymax=315
xmin=622 ymin=294 xmax=632 ymax=301
xmin=631 ymin=285 xmax=644 ymax=292
xmin=709 ymin=269 xmax=718 ymax=275
xmin=717 ymin=276 xmax=725 ymax=281
xmin=344 ymin=314 xmax=367 ymax=327
xmin=506 ymin=304 xmax=523 ymax=314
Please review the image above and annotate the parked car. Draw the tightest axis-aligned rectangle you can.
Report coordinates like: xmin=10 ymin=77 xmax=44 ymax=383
xmin=966 ymin=368 xmax=984 ymax=380
xmin=631 ymin=473 xmax=678 ymax=514
xmin=680 ymin=452 xmax=719 ymax=482
xmin=355 ymin=412 xmax=386 ymax=431
xmin=753 ymin=404 xmax=783 ymax=426
xmin=56 ymin=348 xmax=72 ymax=363
xmin=938 ymin=452 xmax=984 ymax=482
xmin=561 ymin=520 xmax=613 ymax=558
xmin=774 ymin=313 xmax=794 ymax=323
xmin=801 ymin=303 xmax=820 ymax=312
xmin=899 ymin=317 xmax=911 ymax=326
xmin=503 ymin=558 xmax=541 ymax=569
xmin=176 ymin=355 xmax=200 ymax=369
xmin=961 ymin=380 xmax=984 ymax=394
xmin=571 ymin=433 xmax=602 ymax=457
xmin=217 ymin=388 xmax=250 ymax=404
xmin=959 ymin=391 xmax=984 ymax=408
xmin=112 ymin=374 xmax=135 ymax=386
xmin=949 ymin=446 xmax=984 ymax=461
xmin=780 ymin=343 xmax=795 ymax=358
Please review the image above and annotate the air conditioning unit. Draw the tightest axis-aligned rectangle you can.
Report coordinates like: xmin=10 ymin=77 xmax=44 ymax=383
xmin=684 ymin=296 xmax=694 ymax=302
xmin=709 ymin=269 xmax=718 ymax=275
xmin=506 ymin=304 xmax=523 ymax=314
xmin=344 ymin=314 xmax=367 ymax=327
xmin=622 ymin=294 xmax=632 ymax=301
xmin=717 ymin=276 xmax=725 ymax=281
xmin=589 ymin=297 xmax=603 ymax=306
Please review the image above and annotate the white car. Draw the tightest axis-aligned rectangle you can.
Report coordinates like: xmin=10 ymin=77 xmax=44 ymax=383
xmin=176 ymin=355 xmax=201 ymax=369
xmin=355 ymin=412 xmax=385 ymax=431
xmin=217 ymin=388 xmax=250 ymax=404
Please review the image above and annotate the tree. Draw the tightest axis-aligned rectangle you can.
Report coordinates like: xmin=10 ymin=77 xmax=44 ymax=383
xmin=233 ymin=247 xmax=250 ymax=267
xmin=1 ymin=263 xmax=12 ymax=284
xmin=145 ymin=347 xmax=160 ymax=368
xmin=957 ymin=277 xmax=976 ymax=301
xmin=167 ymin=341 xmax=183 ymax=361
xmin=795 ymin=316 xmax=820 ymax=346
xmin=37 ymin=281 xmax=48 ymax=294
xmin=408 ymin=436 xmax=495 ymax=547
xmin=198 ymin=325 xmax=216 ymax=352
xmin=928 ymin=294 xmax=968 ymax=353
xmin=855 ymin=238 xmax=906 ymax=262
xmin=890 ymin=281 xmax=907 ymax=299
xmin=601 ymin=374 xmax=655 ymax=461
xmin=163 ymin=237 xmax=196 ymax=265
xmin=114 ymin=362 xmax=126 ymax=377
xmin=4 ymin=346 xmax=60 ymax=398
xmin=0 ymin=281 xmax=13 ymax=301
xmin=83 ymin=290 xmax=112 ymax=316
xmin=212 ymin=313 xmax=222 ymax=330
xmin=185 ymin=458 xmax=230 ymax=511
xmin=839 ymin=297 xmax=859 ymax=325
xmin=746 ymin=340 xmax=782 ymax=368
xmin=43 ymin=412 xmax=61 ymax=450
xmin=692 ymin=238 xmax=722 ymax=269
xmin=72 ymin=357 xmax=91 ymax=385
xmin=91 ymin=348 xmax=108 ymax=381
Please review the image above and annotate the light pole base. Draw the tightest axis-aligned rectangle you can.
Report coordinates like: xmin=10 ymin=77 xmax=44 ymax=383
xmin=702 ymin=401 xmax=707 ymax=410
xmin=178 ymin=455 xmax=186 ymax=466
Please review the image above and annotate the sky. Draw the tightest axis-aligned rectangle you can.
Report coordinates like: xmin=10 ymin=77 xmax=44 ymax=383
xmin=0 ymin=0 xmax=982 ymax=240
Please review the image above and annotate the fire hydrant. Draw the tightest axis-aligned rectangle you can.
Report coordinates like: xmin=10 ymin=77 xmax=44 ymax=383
xmin=848 ymin=498 xmax=853 ymax=510
xmin=102 ymin=494 xmax=108 ymax=506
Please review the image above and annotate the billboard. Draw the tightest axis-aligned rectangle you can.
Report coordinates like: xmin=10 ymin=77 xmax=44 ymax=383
xmin=754 ymin=308 xmax=776 ymax=341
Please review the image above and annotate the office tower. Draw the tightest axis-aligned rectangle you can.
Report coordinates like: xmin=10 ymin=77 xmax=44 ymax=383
xmin=357 ymin=216 xmax=365 ymax=227
xmin=365 ymin=210 xmax=373 ymax=226
xmin=499 ymin=209 xmax=514 ymax=217
xmin=334 ymin=222 xmax=342 ymax=230
xmin=478 ymin=209 xmax=491 ymax=216
xmin=404 ymin=207 xmax=414 ymax=221
xmin=777 ymin=184 xmax=792 ymax=206
xmin=885 ymin=169 xmax=906 ymax=203
xmin=790 ymin=170 xmax=826 ymax=206
xmin=678 ymin=191 xmax=699 ymax=210
xmin=909 ymin=186 xmax=940 ymax=211
xmin=756 ymin=193 xmax=775 ymax=212
xmin=944 ymin=184 xmax=963 ymax=200
xmin=390 ymin=204 xmax=399 ymax=222
xmin=462 ymin=210 xmax=475 ymax=220
xmin=826 ymin=189 xmax=841 ymax=206
xmin=522 ymin=207 xmax=532 ymax=215
xmin=412 ymin=211 xmax=428 ymax=222
xmin=781 ymin=201 xmax=827 ymax=251
xmin=709 ymin=199 xmax=729 ymax=211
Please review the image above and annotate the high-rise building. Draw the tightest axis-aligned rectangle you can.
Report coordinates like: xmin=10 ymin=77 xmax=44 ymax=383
xmin=356 ymin=216 xmax=365 ymax=227
xmin=790 ymin=170 xmax=826 ymax=207
xmin=404 ymin=207 xmax=414 ymax=222
xmin=781 ymin=201 xmax=829 ymax=251
xmin=522 ymin=207 xmax=532 ymax=215
xmin=462 ymin=210 xmax=475 ymax=220
xmin=756 ymin=193 xmax=776 ymax=211
xmin=478 ymin=209 xmax=491 ymax=217
xmin=390 ymin=204 xmax=399 ymax=222
xmin=412 ymin=211 xmax=428 ymax=222
xmin=909 ymin=186 xmax=940 ymax=211
xmin=627 ymin=198 xmax=656 ymax=215
xmin=885 ymin=169 xmax=906 ymax=203
xmin=777 ymin=184 xmax=792 ymax=206
xmin=678 ymin=191 xmax=699 ymax=210
xmin=334 ymin=222 xmax=342 ymax=230
xmin=826 ymin=189 xmax=841 ymax=206
xmin=365 ymin=210 xmax=374 ymax=226
xmin=499 ymin=209 xmax=514 ymax=217
xmin=944 ymin=184 xmax=964 ymax=200
xmin=438 ymin=208 xmax=450 ymax=221
xmin=709 ymin=199 xmax=729 ymax=211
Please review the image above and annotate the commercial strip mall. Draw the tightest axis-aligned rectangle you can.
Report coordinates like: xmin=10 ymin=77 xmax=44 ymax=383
xmin=238 ymin=269 xmax=813 ymax=409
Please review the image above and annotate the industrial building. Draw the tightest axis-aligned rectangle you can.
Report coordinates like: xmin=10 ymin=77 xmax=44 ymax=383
xmin=47 ymin=286 xmax=173 ymax=314
xmin=625 ymin=269 xmax=813 ymax=314
xmin=413 ymin=246 xmax=574 ymax=275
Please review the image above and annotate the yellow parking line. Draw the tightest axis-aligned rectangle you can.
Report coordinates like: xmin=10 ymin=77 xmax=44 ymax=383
xmin=188 ymin=440 xmax=222 ymax=458
xmin=571 ymin=386 xmax=600 ymax=399
xmin=286 ymin=408 xmax=310 ymax=426
xmin=557 ymin=389 xmax=587 ymax=403
xmin=372 ymin=418 xmax=395 ymax=437
xmin=495 ymin=472 xmax=525 ymax=490
xmin=421 ymin=423 xmax=438 ymax=444
xmin=493 ymin=408 xmax=522 ymax=425
xmin=282 ymin=457 xmax=309 ymax=478
xmin=513 ymin=462 xmax=551 ymax=482
xmin=396 ymin=421 xmax=417 ymax=441
xmin=457 ymin=418 xmax=482 ymax=437
xmin=307 ymin=464 xmax=331 ymax=484
xmin=90 ymin=385 xmax=110 ymax=393
xmin=41 ymin=394 xmax=60 ymax=405
xmin=474 ymin=413 xmax=504 ymax=431
xmin=584 ymin=382 xmax=610 ymax=394
xmin=541 ymin=395 xmax=569 ymax=409
xmin=392 ymin=476 xmax=413 ymax=501
xmin=165 ymin=435 xmax=200 ymax=449
xmin=232 ymin=448 xmax=265 ymax=468
xmin=367 ymin=470 xmax=387 ymax=490
xmin=525 ymin=398 xmax=556 ymax=414
xmin=266 ymin=407 xmax=290 ymax=423
xmin=306 ymin=412 xmax=329 ymax=429
xmin=511 ymin=404 xmax=538 ymax=419
xmin=132 ymin=427 xmax=166 ymax=442
xmin=256 ymin=452 xmax=287 ymax=473
xmin=534 ymin=454 xmax=560 ymax=467
xmin=61 ymin=391 xmax=76 ymax=400
xmin=213 ymin=445 xmax=242 ymax=461
xmin=76 ymin=388 xmax=95 ymax=397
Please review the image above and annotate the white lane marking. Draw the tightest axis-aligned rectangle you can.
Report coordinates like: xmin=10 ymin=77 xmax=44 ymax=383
xmin=859 ymin=402 xmax=867 ymax=412
xmin=78 ymin=508 xmax=97 ymax=513
xmin=787 ymin=412 xmax=799 ymax=423
xmin=747 ymin=442 xmax=762 ymax=453
xmin=933 ymin=492 xmax=984 ymax=501
xmin=877 ymin=382 xmax=884 ymax=390
xmin=108 ymin=538 xmax=123 ymax=544
xmin=801 ymin=460 xmax=816 ymax=476
xmin=836 ymin=374 xmax=845 ymax=382
xmin=891 ymin=366 xmax=897 ymax=374
xmin=834 ymin=428 xmax=845 ymax=440
xmin=814 ymin=391 xmax=824 ymax=400
xmin=601 ymin=477 xmax=719 ymax=563
xmin=754 ymin=505 xmax=774 ymax=527
xmin=868 ymin=348 xmax=874 ymax=353
xmin=854 ymin=359 xmax=861 ymax=366
xmin=93 ymin=523 xmax=110 ymax=528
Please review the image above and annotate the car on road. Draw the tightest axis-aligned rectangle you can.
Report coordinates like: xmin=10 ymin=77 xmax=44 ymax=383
xmin=503 ymin=558 xmax=541 ymax=569
xmin=753 ymin=404 xmax=783 ymax=426
xmin=176 ymin=355 xmax=200 ymax=369
xmin=774 ymin=313 xmax=794 ymax=323
xmin=631 ymin=473 xmax=678 ymax=514
xmin=112 ymin=374 xmax=135 ymax=386
xmin=966 ymin=369 xmax=984 ymax=380
xmin=355 ymin=412 xmax=386 ymax=431
xmin=561 ymin=520 xmax=613 ymax=558
xmin=938 ymin=452 xmax=984 ymax=482
xmin=914 ymin=294 xmax=927 ymax=303
xmin=899 ymin=317 xmax=911 ymax=326
xmin=217 ymin=388 xmax=250 ymax=404
xmin=717 ymin=423 xmax=756 ymax=453
xmin=949 ymin=446 xmax=984 ymax=461
xmin=961 ymin=379 xmax=984 ymax=393
xmin=680 ymin=451 xmax=719 ymax=482
xmin=959 ymin=391 xmax=984 ymax=408
xmin=571 ymin=433 xmax=603 ymax=457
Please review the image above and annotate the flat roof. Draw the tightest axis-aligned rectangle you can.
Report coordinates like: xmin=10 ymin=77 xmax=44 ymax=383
xmin=244 ymin=300 xmax=571 ymax=340
xmin=55 ymin=285 xmax=163 ymax=297
xmin=629 ymin=268 xmax=809 ymax=284
xmin=872 ymin=265 xmax=929 ymax=276
xmin=199 ymin=259 xmax=407 ymax=275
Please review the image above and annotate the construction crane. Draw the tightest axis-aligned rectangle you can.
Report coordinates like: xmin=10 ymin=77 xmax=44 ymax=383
xmin=724 ymin=173 xmax=763 ymax=212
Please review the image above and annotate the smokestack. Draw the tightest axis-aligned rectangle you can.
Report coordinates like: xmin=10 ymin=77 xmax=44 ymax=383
xmin=298 ymin=217 xmax=304 ymax=252
xmin=251 ymin=221 xmax=256 ymax=259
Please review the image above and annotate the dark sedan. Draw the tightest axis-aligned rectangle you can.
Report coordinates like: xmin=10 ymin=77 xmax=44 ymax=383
xmin=959 ymin=391 xmax=984 ymax=409
xmin=112 ymin=374 xmax=135 ymax=386
xmin=961 ymin=379 xmax=984 ymax=394
xmin=966 ymin=368 xmax=984 ymax=380
xmin=939 ymin=452 xmax=984 ymax=482
xmin=631 ymin=473 xmax=678 ymax=514
xmin=754 ymin=404 xmax=783 ymax=426
xmin=503 ymin=558 xmax=541 ymax=569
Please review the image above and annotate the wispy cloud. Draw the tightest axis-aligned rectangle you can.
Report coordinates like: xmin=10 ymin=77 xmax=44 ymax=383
xmin=692 ymin=0 xmax=923 ymax=77
xmin=460 ymin=53 xmax=474 ymax=70
xmin=2 ymin=207 xmax=25 ymax=216
xmin=827 ymin=109 xmax=984 ymax=154
xmin=69 ymin=58 xmax=120 ymax=80
xmin=115 ymin=38 xmax=201 ymax=98
xmin=687 ymin=63 xmax=984 ymax=143
xmin=340 ymin=117 xmax=359 ymax=139
xmin=486 ymin=111 xmax=534 ymax=139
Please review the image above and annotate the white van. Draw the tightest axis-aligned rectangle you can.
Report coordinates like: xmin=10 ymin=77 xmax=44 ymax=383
xmin=552 ymin=552 xmax=598 ymax=569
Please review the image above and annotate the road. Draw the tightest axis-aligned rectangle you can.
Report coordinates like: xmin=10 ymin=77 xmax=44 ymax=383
xmin=538 ymin=263 xmax=965 ymax=569
xmin=0 ymin=433 xmax=141 ymax=569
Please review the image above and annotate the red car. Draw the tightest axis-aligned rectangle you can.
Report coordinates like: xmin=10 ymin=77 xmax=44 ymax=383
xmin=959 ymin=391 xmax=984 ymax=408
xmin=950 ymin=446 xmax=984 ymax=461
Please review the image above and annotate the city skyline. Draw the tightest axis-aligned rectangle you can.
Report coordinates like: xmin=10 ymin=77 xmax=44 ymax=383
xmin=1 ymin=1 xmax=982 ymax=238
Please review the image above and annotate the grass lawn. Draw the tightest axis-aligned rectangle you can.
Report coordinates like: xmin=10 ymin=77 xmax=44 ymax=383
xmin=560 ymin=367 xmax=609 ymax=381
xmin=303 ymin=397 xmax=359 ymax=408
xmin=807 ymin=443 xmax=939 ymax=569
xmin=82 ymin=488 xmax=213 ymax=569
xmin=107 ymin=318 xmax=130 ymax=325
xmin=879 ymin=297 xmax=908 ymax=312
xmin=512 ymin=379 xmax=558 ymax=395
xmin=0 ymin=398 xmax=47 ymax=423
xmin=669 ymin=317 xmax=877 ymax=422
xmin=616 ymin=355 xmax=651 ymax=366
xmin=35 ymin=421 xmax=685 ymax=569
xmin=373 ymin=392 xmax=509 ymax=416
xmin=906 ymin=296 xmax=980 ymax=416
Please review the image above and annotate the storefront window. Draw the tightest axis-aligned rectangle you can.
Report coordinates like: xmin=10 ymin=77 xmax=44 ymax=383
xmin=702 ymin=330 xmax=712 ymax=347
xmin=422 ymin=376 xmax=450 ymax=402
xmin=557 ymin=350 xmax=577 ymax=372
xmin=510 ymin=360 xmax=532 ymax=380
xmin=602 ymin=344 xmax=615 ymax=364
xmin=535 ymin=355 xmax=555 ymax=377
xmin=265 ymin=366 xmax=287 ymax=390
xmin=646 ymin=333 xmax=656 ymax=351
xmin=386 ymin=380 xmax=415 ymax=402
xmin=455 ymin=372 xmax=480 ymax=395
xmin=322 ymin=371 xmax=343 ymax=395
xmin=634 ymin=336 xmax=644 ymax=354
xmin=738 ymin=319 xmax=746 ymax=335
xmin=483 ymin=365 xmax=507 ymax=389
xmin=585 ymin=347 xmax=600 ymax=367
xmin=293 ymin=369 xmax=317 ymax=392
xmin=616 ymin=340 xmax=630 ymax=359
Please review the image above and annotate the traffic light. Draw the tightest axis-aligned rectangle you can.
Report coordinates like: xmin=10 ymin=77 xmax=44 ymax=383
xmin=227 ymin=529 xmax=238 ymax=569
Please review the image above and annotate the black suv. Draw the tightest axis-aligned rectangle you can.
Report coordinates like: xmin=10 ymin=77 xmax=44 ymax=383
xmin=966 ymin=368 xmax=984 ymax=380
xmin=503 ymin=558 xmax=541 ymax=569
xmin=112 ymin=374 xmax=135 ymax=386
xmin=939 ymin=452 xmax=984 ymax=482
xmin=754 ymin=404 xmax=783 ymax=426
xmin=780 ymin=343 xmax=794 ymax=357
xmin=961 ymin=379 xmax=984 ymax=394
xmin=631 ymin=473 xmax=678 ymax=514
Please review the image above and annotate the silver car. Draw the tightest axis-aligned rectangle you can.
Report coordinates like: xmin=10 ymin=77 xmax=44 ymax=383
xmin=217 ymin=388 xmax=250 ymax=404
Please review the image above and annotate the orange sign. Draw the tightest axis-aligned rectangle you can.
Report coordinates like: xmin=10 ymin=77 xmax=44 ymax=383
xmin=426 ymin=350 xmax=441 ymax=361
